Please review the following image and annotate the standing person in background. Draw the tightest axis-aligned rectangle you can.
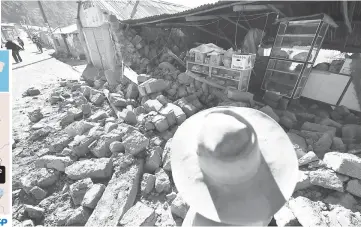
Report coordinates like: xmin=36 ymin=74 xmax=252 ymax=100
xmin=17 ymin=37 xmax=25 ymax=50
xmin=32 ymin=36 xmax=43 ymax=53
xmin=5 ymin=40 xmax=23 ymax=63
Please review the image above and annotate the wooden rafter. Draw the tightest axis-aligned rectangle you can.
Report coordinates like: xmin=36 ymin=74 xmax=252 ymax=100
xmin=267 ymin=4 xmax=286 ymax=18
xmin=195 ymin=26 xmax=236 ymax=49
xmin=219 ymin=16 xmax=248 ymax=31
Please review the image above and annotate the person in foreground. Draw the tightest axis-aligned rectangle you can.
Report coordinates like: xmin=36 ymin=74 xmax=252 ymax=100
xmin=5 ymin=40 xmax=23 ymax=63
xmin=170 ymin=106 xmax=299 ymax=226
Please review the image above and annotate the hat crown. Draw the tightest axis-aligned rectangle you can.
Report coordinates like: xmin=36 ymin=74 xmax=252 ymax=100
xmin=197 ymin=112 xmax=261 ymax=185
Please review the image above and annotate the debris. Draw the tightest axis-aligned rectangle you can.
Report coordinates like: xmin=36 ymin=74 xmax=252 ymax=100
xmin=346 ymin=180 xmax=361 ymax=198
xmin=65 ymin=158 xmax=113 ymax=180
xmin=171 ymin=194 xmax=189 ymax=219
xmin=82 ymin=184 xmax=106 ymax=209
xmin=85 ymin=161 xmax=143 ymax=227
xmin=28 ymin=109 xmax=43 ymax=123
xmin=20 ymin=168 xmax=59 ymax=193
xmin=145 ymin=146 xmax=162 ymax=173
xmin=141 ymin=173 xmax=156 ymax=195
xmin=69 ymin=178 xmax=93 ymax=206
xmin=288 ymin=197 xmax=328 ymax=227
xmin=119 ymin=202 xmax=156 ymax=226
xmin=24 ymin=205 xmax=45 ymax=220
xmin=29 ymin=186 xmax=47 ymax=200
xmin=323 ymin=152 xmax=361 ymax=180
xmin=309 ymin=169 xmax=344 ymax=192
xmin=155 ymin=168 xmax=171 ymax=193
xmin=123 ymin=130 xmax=149 ymax=156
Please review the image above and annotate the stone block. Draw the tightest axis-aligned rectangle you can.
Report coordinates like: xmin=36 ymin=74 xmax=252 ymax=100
xmin=162 ymin=139 xmax=172 ymax=171
xmin=109 ymin=93 xmax=127 ymax=107
xmin=66 ymin=206 xmax=91 ymax=226
xmin=288 ymin=197 xmax=328 ymax=227
xmin=309 ymin=169 xmax=344 ymax=192
xmin=65 ymin=158 xmax=113 ymax=180
xmin=69 ymin=178 xmax=93 ymax=206
xmin=152 ymin=115 xmax=169 ymax=132
xmin=171 ymin=194 xmax=189 ymax=219
xmin=35 ymin=155 xmax=74 ymax=172
xmin=126 ymin=83 xmax=139 ymax=99
xmin=29 ymin=186 xmax=47 ymax=200
xmin=145 ymin=146 xmax=162 ymax=173
xmin=140 ymin=78 xmax=168 ymax=94
xmin=65 ymin=120 xmax=95 ymax=137
xmin=123 ymin=130 xmax=149 ymax=156
xmin=144 ymin=99 xmax=163 ymax=112
xmin=119 ymin=202 xmax=156 ymax=227
xmin=159 ymin=105 xmax=177 ymax=126
xmin=155 ymin=168 xmax=171 ymax=193
xmin=323 ymin=152 xmax=361 ymax=180
xmin=82 ymin=184 xmax=106 ymax=209
xmin=141 ymin=173 xmax=156 ymax=195
xmin=20 ymin=168 xmax=59 ymax=193
xmin=301 ymin=122 xmax=336 ymax=137
xmin=298 ymin=151 xmax=319 ymax=166
xmin=91 ymin=133 xmax=121 ymax=158
xmin=85 ymin=161 xmax=143 ymax=227
xmin=69 ymin=135 xmax=96 ymax=157
xmin=90 ymin=93 xmax=106 ymax=106
xmin=346 ymin=179 xmax=361 ymax=198
xmin=24 ymin=205 xmax=45 ymax=220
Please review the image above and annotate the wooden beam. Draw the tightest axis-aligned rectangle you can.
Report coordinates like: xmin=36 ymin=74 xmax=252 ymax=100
xmin=267 ymin=4 xmax=286 ymax=18
xmin=154 ymin=22 xmax=204 ymax=27
xmin=233 ymin=4 xmax=283 ymax=12
xmin=220 ymin=16 xmax=248 ymax=31
xmin=186 ymin=15 xmax=219 ymax=21
xmin=166 ymin=48 xmax=186 ymax=68
xmin=125 ymin=0 xmax=140 ymax=33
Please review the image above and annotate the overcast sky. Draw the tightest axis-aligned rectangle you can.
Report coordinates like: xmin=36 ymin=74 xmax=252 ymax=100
xmin=165 ymin=0 xmax=219 ymax=8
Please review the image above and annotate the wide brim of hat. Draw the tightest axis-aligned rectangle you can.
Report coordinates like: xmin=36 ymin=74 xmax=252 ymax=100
xmin=171 ymin=107 xmax=299 ymax=225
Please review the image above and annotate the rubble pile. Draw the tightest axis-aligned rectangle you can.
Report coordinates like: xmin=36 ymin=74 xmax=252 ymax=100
xmin=12 ymin=25 xmax=361 ymax=227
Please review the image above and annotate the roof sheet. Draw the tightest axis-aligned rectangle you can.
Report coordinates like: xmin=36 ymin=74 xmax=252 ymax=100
xmin=93 ymin=0 xmax=190 ymax=21
xmin=121 ymin=0 xmax=257 ymax=24
xmin=53 ymin=24 xmax=78 ymax=34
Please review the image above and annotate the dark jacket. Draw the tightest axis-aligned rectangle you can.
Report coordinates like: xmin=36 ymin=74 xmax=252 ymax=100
xmin=17 ymin=38 xmax=24 ymax=46
xmin=5 ymin=41 xmax=21 ymax=51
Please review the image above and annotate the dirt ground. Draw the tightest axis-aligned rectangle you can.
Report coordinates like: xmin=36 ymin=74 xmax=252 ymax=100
xmin=12 ymin=39 xmax=84 ymax=188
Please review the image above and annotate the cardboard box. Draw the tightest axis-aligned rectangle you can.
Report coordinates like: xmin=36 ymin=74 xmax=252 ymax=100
xmin=208 ymin=53 xmax=223 ymax=66
xmin=194 ymin=51 xmax=207 ymax=63
xmin=231 ymin=54 xmax=256 ymax=70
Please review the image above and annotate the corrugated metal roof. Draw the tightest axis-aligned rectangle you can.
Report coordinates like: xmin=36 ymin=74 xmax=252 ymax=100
xmin=122 ymin=0 xmax=258 ymax=24
xmin=93 ymin=0 xmax=190 ymax=21
xmin=53 ymin=24 xmax=78 ymax=34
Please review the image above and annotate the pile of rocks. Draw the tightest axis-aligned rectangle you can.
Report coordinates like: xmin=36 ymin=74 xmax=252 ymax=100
xmin=13 ymin=55 xmax=361 ymax=226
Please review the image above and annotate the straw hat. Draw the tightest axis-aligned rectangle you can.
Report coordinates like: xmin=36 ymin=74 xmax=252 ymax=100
xmin=171 ymin=107 xmax=299 ymax=226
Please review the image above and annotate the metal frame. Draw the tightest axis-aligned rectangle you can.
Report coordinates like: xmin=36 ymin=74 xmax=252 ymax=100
xmin=261 ymin=19 xmax=330 ymax=99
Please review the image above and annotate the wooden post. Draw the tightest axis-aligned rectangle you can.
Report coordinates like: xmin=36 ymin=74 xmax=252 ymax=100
xmin=76 ymin=1 xmax=92 ymax=64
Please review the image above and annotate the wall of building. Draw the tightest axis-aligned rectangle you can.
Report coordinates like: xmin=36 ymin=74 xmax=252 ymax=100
xmin=65 ymin=33 xmax=86 ymax=58
xmin=108 ymin=15 xmax=192 ymax=74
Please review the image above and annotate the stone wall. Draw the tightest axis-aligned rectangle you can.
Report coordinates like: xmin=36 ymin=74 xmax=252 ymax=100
xmin=108 ymin=15 xmax=191 ymax=74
